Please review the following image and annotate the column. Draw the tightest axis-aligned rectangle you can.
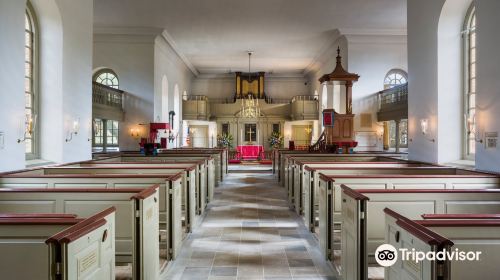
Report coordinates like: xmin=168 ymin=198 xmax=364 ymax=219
xmin=383 ymin=121 xmax=390 ymax=150
xmin=345 ymin=81 xmax=353 ymax=114
xmin=395 ymin=119 xmax=401 ymax=153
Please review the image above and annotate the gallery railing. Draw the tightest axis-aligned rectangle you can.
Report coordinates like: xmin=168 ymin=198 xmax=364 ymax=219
xmin=291 ymin=95 xmax=319 ymax=102
xmin=378 ymin=83 xmax=408 ymax=110
xmin=92 ymin=82 xmax=124 ymax=109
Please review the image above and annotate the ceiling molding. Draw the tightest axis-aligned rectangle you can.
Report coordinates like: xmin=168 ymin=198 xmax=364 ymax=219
xmin=303 ymin=29 xmax=342 ymax=76
xmin=195 ymin=72 xmax=306 ymax=80
xmin=161 ymin=30 xmax=200 ymax=77
xmin=344 ymin=34 xmax=407 ymax=44
xmin=339 ymin=28 xmax=407 ymax=36
xmin=94 ymin=26 xmax=164 ymax=36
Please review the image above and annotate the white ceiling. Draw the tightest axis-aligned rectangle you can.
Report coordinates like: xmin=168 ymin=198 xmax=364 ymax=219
xmin=94 ymin=0 xmax=407 ymax=75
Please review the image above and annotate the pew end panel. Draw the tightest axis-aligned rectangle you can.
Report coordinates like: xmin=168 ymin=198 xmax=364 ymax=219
xmin=340 ymin=185 xmax=369 ymax=280
xmin=384 ymin=208 xmax=453 ymax=280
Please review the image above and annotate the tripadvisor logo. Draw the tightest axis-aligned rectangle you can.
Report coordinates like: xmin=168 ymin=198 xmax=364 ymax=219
xmin=375 ymin=244 xmax=482 ymax=267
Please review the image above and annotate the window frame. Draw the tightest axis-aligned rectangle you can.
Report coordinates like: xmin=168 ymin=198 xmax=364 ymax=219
xmin=92 ymin=118 xmax=119 ymax=152
xmin=462 ymin=4 xmax=476 ymax=160
xmin=93 ymin=69 xmax=119 ymax=89
xmin=383 ymin=69 xmax=408 ymax=89
xmin=25 ymin=2 xmax=39 ymax=160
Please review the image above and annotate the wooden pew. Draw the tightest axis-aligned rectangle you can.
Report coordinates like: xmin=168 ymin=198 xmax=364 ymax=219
xmin=287 ymin=155 xmax=408 ymax=189
xmin=340 ymin=187 xmax=500 ymax=280
xmin=36 ymin=165 xmax=199 ymax=232
xmin=61 ymin=162 xmax=204 ymax=229
xmin=0 ymin=187 xmax=159 ymax=279
xmin=72 ymin=159 xmax=213 ymax=208
xmin=92 ymin=155 xmax=215 ymax=202
xmin=157 ymin=149 xmax=224 ymax=185
xmin=0 ymin=208 xmax=115 ymax=280
xmin=296 ymin=162 xmax=433 ymax=221
xmin=0 ymin=172 xmax=184 ymax=260
xmin=421 ymin=213 xmax=500 ymax=219
xmin=282 ymin=154 xmax=406 ymax=190
xmin=385 ymin=209 xmax=500 ymax=280
xmin=315 ymin=169 xmax=500 ymax=261
xmin=171 ymin=147 xmax=229 ymax=178
xmin=274 ymin=150 xmax=406 ymax=183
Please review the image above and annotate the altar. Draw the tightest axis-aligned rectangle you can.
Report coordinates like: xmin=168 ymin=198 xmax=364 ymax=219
xmin=236 ymin=145 xmax=265 ymax=160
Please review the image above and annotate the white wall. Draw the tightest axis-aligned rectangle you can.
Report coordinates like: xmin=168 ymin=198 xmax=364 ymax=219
xmin=0 ymin=0 xmax=93 ymax=172
xmin=154 ymin=36 xmax=194 ymax=147
xmin=475 ymin=0 xmax=500 ymax=172
xmin=406 ymin=0 xmax=500 ymax=170
xmin=347 ymin=35 xmax=408 ymax=100
xmin=93 ymin=33 xmax=155 ymax=151
xmin=407 ymin=0 xmax=445 ymax=163
xmin=93 ymin=31 xmax=194 ymax=151
xmin=0 ymin=0 xmax=26 ymax=171
xmin=56 ymin=0 xmax=93 ymax=163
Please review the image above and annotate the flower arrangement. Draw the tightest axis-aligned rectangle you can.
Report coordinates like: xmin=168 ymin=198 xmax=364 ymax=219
xmin=217 ymin=133 xmax=233 ymax=148
xmin=268 ymin=132 xmax=284 ymax=148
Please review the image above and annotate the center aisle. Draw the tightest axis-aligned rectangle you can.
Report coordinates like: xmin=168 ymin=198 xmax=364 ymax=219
xmin=162 ymin=166 xmax=337 ymax=280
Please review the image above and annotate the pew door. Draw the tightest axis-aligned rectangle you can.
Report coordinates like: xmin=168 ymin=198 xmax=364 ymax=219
xmin=198 ymin=166 xmax=207 ymax=214
xmin=318 ymin=179 xmax=333 ymax=260
xmin=138 ymin=191 xmax=159 ymax=280
xmin=341 ymin=192 xmax=367 ymax=280
xmin=293 ymin=165 xmax=302 ymax=214
xmin=303 ymin=170 xmax=315 ymax=232
xmin=207 ymin=161 xmax=215 ymax=202
xmin=386 ymin=217 xmax=449 ymax=280
xmin=187 ymin=169 xmax=197 ymax=231
xmin=168 ymin=180 xmax=183 ymax=259
xmin=63 ymin=214 xmax=115 ymax=280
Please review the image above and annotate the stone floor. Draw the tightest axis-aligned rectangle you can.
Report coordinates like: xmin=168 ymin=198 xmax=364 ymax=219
xmin=162 ymin=167 xmax=337 ymax=280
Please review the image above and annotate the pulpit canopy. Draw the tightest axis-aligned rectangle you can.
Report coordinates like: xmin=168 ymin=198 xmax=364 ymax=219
xmin=319 ymin=47 xmax=360 ymax=84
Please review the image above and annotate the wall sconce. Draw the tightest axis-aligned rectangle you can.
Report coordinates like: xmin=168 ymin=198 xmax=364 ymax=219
xmin=420 ymin=118 xmax=435 ymax=142
xmin=130 ymin=127 xmax=141 ymax=139
xmin=169 ymin=111 xmax=176 ymax=130
xmin=304 ymin=127 xmax=312 ymax=134
xmin=17 ymin=114 xmax=37 ymax=143
xmin=168 ymin=130 xmax=176 ymax=143
xmin=65 ymin=117 xmax=80 ymax=142
xmin=465 ymin=113 xmax=483 ymax=143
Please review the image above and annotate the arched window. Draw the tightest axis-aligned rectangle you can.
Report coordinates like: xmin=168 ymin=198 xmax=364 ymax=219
xmin=384 ymin=69 xmax=408 ymax=89
xmin=25 ymin=3 xmax=38 ymax=159
xmin=94 ymin=69 xmax=119 ymax=89
xmin=463 ymin=5 xmax=476 ymax=158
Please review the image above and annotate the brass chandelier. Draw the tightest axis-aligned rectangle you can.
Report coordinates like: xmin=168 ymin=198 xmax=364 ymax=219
xmin=240 ymin=51 xmax=261 ymax=118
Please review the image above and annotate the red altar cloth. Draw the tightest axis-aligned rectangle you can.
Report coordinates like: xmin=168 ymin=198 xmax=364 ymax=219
xmin=236 ymin=145 xmax=265 ymax=160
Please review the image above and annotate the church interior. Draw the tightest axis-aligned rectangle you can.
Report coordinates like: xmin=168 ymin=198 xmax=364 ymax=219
xmin=0 ymin=0 xmax=500 ymax=279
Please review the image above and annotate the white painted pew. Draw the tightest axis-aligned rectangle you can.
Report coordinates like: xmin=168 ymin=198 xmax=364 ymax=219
xmin=297 ymin=162 xmax=432 ymax=226
xmin=61 ymin=163 xmax=202 ymax=231
xmin=37 ymin=165 xmax=198 ymax=233
xmin=277 ymin=151 xmax=406 ymax=185
xmin=171 ymin=147 xmax=229 ymax=179
xmin=77 ymin=159 xmax=213 ymax=210
xmin=92 ymin=155 xmax=214 ymax=206
xmin=340 ymin=187 xmax=500 ymax=280
xmin=286 ymin=156 xmax=408 ymax=191
xmin=0 ymin=208 xmax=115 ymax=280
xmin=0 ymin=187 xmax=159 ymax=279
xmin=0 ymin=172 xmax=183 ymax=260
xmin=384 ymin=208 xmax=453 ymax=280
xmin=385 ymin=209 xmax=500 ymax=280
xmin=419 ymin=219 xmax=500 ymax=280
xmin=315 ymin=169 xmax=500 ymax=261
xmin=146 ymin=150 xmax=223 ymax=186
